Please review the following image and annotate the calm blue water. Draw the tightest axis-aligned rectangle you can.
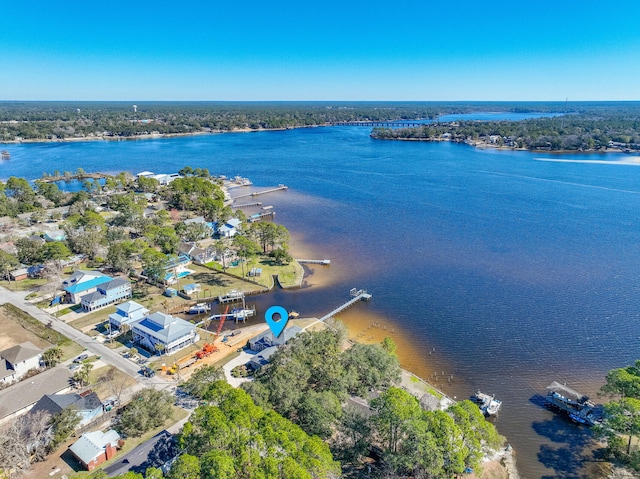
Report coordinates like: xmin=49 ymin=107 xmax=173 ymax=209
xmin=3 ymin=128 xmax=640 ymax=477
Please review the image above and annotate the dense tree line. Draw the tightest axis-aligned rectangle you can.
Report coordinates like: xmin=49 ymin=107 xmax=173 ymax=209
xmin=3 ymin=101 xmax=627 ymax=142
xmin=235 ymin=325 xmax=501 ymax=477
xmin=371 ymin=110 xmax=640 ymax=151
xmin=597 ymin=360 xmax=640 ymax=471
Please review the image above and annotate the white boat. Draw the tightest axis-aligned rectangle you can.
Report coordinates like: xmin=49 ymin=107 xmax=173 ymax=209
xmin=471 ymin=391 xmax=502 ymax=416
xmin=189 ymin=303 xmax=210 ymax=314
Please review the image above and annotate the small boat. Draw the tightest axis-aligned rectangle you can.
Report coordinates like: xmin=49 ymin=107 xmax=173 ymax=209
xmin=289 ymin=311 xmax=300 ymax=319
xmin=1 ymin=151 xmax=9 ymax=160
xmin=189 ymin=303 xmax=210 ymax=314
xmin=471 ymin=390 xmax=502 ymax=416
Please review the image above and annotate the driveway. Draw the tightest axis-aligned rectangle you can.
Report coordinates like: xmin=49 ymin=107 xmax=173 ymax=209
xmin=222 ymin=349 xmax=258 ymax=387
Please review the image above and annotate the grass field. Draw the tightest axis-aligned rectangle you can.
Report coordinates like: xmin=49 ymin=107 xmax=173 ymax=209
xmin=0 ymin=303 xmax=82 ymax=360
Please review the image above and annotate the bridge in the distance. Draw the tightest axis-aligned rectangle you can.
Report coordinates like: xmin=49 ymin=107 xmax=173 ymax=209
xmin=332 ymin=121 xmax=425 ymax=128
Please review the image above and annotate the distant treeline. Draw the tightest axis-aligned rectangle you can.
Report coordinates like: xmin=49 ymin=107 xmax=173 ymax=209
xmin=1 ymin=101 xmax=640 ymax=148
xmin=371 ymin=106 xmax=640 ymax=151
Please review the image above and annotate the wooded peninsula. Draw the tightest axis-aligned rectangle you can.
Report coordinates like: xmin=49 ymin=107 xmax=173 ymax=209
xmin=2 ymin=101 xmax=640 ymax=153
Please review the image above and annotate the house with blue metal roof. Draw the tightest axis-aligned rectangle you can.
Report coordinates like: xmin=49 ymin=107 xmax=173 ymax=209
xmin=108 ymin=300 xmax=149 ymax=331
xmin=80 ymin=277 xmax=133 ymax=312
xmin=132 ymin=312 xmax=199 ymax=355
xmin=63 ymin=270 xmax=113 ymax=304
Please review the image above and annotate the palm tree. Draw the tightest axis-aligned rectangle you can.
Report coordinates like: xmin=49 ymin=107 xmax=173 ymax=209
xmin=42 ymin=347 xmax=64 ymax=368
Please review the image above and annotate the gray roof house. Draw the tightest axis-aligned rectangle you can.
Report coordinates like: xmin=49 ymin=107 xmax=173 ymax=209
xmin=0 ymin=341 xmax=43 ymax=385
xmin=69 ymin=429 xmax=121 ymax=471
xmin=30 ymin=391 xmax=104 ymax=426
xmin=248 ymin=326 xmax=303 ymax=352
xmin=80 ymin=277 xmax=132 ymax=312
xmin=132 ymin=312 xmax=199 ymax=355
xmin=248 ymin=346 xmax=279 ymax=370
xmin=0 ymin=367 xmax=73 ymax=425
xmin=108 ymin=300 xmax=149 ymax=331
xmin=177 ymin=242 xmax=215 ymax=265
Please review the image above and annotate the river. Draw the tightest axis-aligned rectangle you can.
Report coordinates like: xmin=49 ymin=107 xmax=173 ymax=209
xmin=3 ymin=125 xmax=640 ymax=477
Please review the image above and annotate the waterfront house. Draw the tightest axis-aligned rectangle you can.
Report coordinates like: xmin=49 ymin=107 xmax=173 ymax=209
xmin=30 ymin=391 xmax=104 ymax=427
xmin=63 ymin=270 xmax=113 ymax=304
xmin=69 ymin=429 xmax=121 ymax=471
xmin=248 ymin=346 xmax=278 ymax=370
xmin=80 ymin=277 xmax=132 ymax=312
xmin=248 ymin=326 xmax=303 ymax=352
xmin=132 ymin=312 xmax=199 ymax=355
xmin=216 ymin=218 xmax=242 ymax=238
xmin=0 ymin=341 xmax=43 ymax=385
xmin=177 ymin=242 xmax=216 ymax=265
xmin=108 ymin=300 xmax=149 ymax=332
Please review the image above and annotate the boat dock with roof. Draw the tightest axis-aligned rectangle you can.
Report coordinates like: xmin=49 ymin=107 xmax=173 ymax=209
xmin=545 ymin=381 xmax=603 ymax=426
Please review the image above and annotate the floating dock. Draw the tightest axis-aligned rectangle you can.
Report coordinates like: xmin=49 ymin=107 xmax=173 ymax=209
xmin=545 ymin=381 xmax=603 ymax=426
xmin=319 ymin=288 xmax=372 ymax=322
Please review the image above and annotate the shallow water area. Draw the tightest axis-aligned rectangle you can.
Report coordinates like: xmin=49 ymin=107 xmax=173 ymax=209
xmin=5 ymin=126 xmax=640 ymax=477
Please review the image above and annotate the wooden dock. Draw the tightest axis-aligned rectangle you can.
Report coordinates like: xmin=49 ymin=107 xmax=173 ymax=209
xmin=234 ymin=184 xmax=288 ymax=200
xmin=319 ymin=288 xmax=372 ymax=322
xmin=296 ymin=259 xmax=331 ymax=265
xmin=232 ymin=201 xmax=262 ymax=209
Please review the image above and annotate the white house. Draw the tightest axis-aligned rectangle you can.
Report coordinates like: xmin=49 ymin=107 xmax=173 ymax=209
xmin=217 ymin=218 xmax=242 ymax=238
xmin=63 ymin=270 xmax=113 ymax=304
xmin=69 ymin=429 xmax=121 ymax=471
xmin=132 ymin=312 xmax=199 ymax=355
xmin=0 ymin=341 xmax=43 ymax=385
xmin=108 ymin=300 xmax=149 ymax=331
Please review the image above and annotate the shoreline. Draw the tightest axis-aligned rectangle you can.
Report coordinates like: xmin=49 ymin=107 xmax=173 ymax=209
xmin=0 ymin=125 xmax=320 ymax=146
xmin=370 ymin=136 xmax=631 ymax=155
xmin=3 ymin=126 xmax=632 ymax=156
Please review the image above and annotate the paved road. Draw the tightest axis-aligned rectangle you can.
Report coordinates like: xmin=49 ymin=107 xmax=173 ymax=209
xmin=0 ymin=287 xmax=158 ymax=384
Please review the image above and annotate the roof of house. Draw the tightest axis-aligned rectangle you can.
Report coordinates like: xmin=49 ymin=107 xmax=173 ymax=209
xmin=133 ymin=312 xmax=195 ymax=344
xmin=99 ymin=277 xmax=130 ymax=291
xmin=0 ymin=367 xmax=73 ymax=419
xmin=226 ymin=218 xmax=242 ymax=228
xmin=249 ymin=346 xmax=278 ymax=368
xmin=10 ymin=268 xmax=28 ymax=276
xmin=183 ymin=216 xmax=205 ymax=225
xmin=251 ymin=326 xmax=303 ymax=346
xmin=70 ymin=429 xmax=121 ymax=465
xmin=63 ymin=270 xmax=113 ymax=294
xmin=0 ymin=341 xmax=42 ymax=365
xmin=0 ymin=362 xmax=16 ymax=380
xmin=117 ymin=300 xmax=147 ymax=315
xmin=31 ymin=391 xmax=103 ymax=416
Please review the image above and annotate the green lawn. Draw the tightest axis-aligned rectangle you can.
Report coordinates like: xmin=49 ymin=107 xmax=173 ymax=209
xmin=68 ymin=305 xmax=116 ymax=332
xmin=0 ymin=277 xmax=49 ymax=291
xmin=225 ymin=257 xmax=304 ymax=289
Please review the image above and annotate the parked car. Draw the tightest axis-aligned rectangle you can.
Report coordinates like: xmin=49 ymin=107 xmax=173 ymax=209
xmin=73 ymin=353 xmax=89 ymax=363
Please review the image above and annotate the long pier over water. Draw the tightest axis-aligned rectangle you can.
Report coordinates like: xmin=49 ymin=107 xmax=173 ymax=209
xmin=319 ymin=288 xmax=372 ymax=322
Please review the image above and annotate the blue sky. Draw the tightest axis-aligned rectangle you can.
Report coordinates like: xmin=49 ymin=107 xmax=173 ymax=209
xmin=2 ymin=1 xmax=639 ymax=101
